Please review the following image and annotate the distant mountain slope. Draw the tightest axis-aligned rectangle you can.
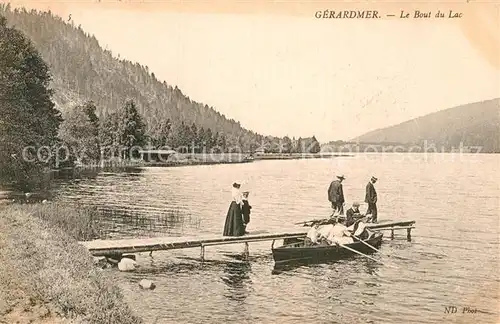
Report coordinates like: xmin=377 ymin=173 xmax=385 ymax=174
xmin=351 ymin=98 xmax=500 ymax=152
xmin=0 ymin=5 xmax=267 ymax=147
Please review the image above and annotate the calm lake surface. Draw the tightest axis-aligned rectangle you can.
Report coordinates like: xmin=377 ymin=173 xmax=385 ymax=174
xmin=50 ymin=153 xmax=499 ymax=324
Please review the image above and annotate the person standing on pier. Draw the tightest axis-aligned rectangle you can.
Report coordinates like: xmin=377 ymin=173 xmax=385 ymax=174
xmin=241 ymin=191 xmax=252 ymax=234
xmin=223 ymin=182 xmax=245 ymax=236
xmin=328 ymin=175 xmax=345 ymax=215
xmin=365 ymin=176 xmax=378 ymax=223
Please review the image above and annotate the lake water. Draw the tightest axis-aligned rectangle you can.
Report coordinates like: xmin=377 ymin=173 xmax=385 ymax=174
xmin=49 ymin=153 xmax=499 ymax=324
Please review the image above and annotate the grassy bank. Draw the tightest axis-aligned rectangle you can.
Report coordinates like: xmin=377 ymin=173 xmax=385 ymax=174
xmin=0 ymin=204 xmax=142 ymax=324
xmin=21 ymin=203 xmax=101 ymax=241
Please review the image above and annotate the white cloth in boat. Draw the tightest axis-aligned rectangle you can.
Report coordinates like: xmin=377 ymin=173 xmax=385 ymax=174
xmin=317 ymin=224 xmax=334 ymax=239
xmin=327 ymin=223 xmax=354 ymax=245
xmin=306 ymin=226 xmax=319 ymax=243
xmin=332 ymin=236 xmax=354 ymax=245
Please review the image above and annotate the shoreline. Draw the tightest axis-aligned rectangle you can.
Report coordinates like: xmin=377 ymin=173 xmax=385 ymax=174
xmin=58 ymin=150 xmax=492 ymax=171
xmin=58 ymin=153 xmax=355 ymax=170
xmin=253 ymin=153 xmax=354 ymax=160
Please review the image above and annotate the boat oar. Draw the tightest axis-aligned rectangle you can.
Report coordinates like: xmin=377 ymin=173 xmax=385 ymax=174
xmin=294 ymin=218 xmax=329 ymax=226
xmin=337 ymin=243 xmax=384 ymax=264
xmin=351 ymin=234 xmax=412 ymax=261
xmin=351 ymin=235 xmax=381 ymax=253
xmin=338 ymin=243 xmax=397 ymax=269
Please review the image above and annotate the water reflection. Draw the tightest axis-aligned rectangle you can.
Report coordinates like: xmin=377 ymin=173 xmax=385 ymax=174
xmin=221 ymin=261 xmax=252 ymax=302
xmin=273 ymin=256 xmax=381 ymax=276
xmin=51 ymin=167 xmax=200 ymax=239
xmin=358 ymin=259 xmax=380 ymax=276
xmin=0 ymin=167 xmax=104 ymax=203
xmin=92 ymin=208 xmax=196 ymax=239
xmin=53 ymin=167 xmax=101 ymax=181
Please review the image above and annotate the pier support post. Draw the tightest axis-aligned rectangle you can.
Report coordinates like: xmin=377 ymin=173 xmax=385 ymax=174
xmin=391 ymin=228 xmax=395 ymax=240
xmin=200 ymin=245 xmax=205 ymax=262
xmin=407 ymin=228 xmax=412 ymax=242
xmin=243 ymin=242 xmax=249 ymax=260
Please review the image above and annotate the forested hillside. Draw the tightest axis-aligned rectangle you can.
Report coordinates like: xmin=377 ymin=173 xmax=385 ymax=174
xmin=351 ymin=98 xmax=500 ymax=153
xmin=1 ymin=5 xmax=320 ymax=152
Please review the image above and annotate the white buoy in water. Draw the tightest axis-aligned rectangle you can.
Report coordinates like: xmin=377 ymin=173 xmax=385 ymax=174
xmin=118 ymin=258 xmax=138 ymax=272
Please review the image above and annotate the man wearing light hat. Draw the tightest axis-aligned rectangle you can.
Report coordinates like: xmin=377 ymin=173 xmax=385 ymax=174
xmin=327 ymin=174 xmax=345 ymax=215
xmin=365 ymin=176 xmax=378 ymax=223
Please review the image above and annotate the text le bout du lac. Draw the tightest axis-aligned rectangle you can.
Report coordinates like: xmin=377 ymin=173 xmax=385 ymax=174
xmin=314 ymin=10 xmax=463 ymax=19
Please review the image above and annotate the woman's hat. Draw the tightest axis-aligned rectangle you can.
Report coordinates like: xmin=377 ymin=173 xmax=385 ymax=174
xmin=337 ymin=175 xmax=345 ymax=180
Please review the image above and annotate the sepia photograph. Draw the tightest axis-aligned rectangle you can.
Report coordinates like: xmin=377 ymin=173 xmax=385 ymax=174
xmin=0 ymin=1 xmax=498 ymax=323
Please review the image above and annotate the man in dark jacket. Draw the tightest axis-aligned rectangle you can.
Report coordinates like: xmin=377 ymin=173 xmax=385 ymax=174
xmin=365 ymin=176 xmax=378 ymax=223
xmin=328 ymin=175 xmax=345 ymax=215
xmin=241 ymin=191 xmax=252 ymax=234
xmin=345 ymin=201 xmax=362 ymax=227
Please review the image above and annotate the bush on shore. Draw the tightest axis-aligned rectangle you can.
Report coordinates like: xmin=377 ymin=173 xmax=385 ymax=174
xmin=0 ymin=204 xmax=142 ymax=324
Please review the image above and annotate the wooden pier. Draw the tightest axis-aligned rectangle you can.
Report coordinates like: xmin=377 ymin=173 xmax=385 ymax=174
xmin=81 ymin=230 xmax=307 ymax=259
xmin=80 ymin=220 xmax=415 ymax=259
xmin=366 ymin=220 xmax=415 ymax=240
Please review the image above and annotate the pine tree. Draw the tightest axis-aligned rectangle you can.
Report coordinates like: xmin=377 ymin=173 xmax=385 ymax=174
xmin=197 ymin=127 xmax=205 ymax=152
xmin=217 ymin=132 xmax=227 ymax=152
xmin=58 ymin=101 xmax=100 ymax=165
xmin=309 ymin=136 xmax=321 ymax=153
xmin=189 ymin=123 xmax=198 ymax=152
xmin=296 ymin=138 xmax=303 ymax=153
xmin=282 ymin=136 xmax=292 ymax=154
xmin=121 ymin=99 xmax=146 ymax=157
xmin=0 ymin=15 xmax=62 ymax=182
xmin=99 ymin=111 xmax=122 ymax=159
xmin=204 ymin=128 xmax=213 ymax=150
xmin=98 ymin=99 xmax=146 ymax=159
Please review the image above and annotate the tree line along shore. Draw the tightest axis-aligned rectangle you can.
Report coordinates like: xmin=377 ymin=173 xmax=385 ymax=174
xmin=0 ymin=5 xmax=323 ymax=186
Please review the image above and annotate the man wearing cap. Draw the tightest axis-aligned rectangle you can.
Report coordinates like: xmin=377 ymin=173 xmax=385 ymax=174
xmin=345 ymin=201 xmax=362 ymax=227
xmin=365 ymin=176 xmax=378 ymax=223
xmin=327 ymin=175 xmax=345 ymax=215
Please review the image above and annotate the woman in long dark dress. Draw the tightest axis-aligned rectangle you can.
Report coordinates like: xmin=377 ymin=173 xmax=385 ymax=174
xmin=223 ymin=183 xmax=245 ymax=236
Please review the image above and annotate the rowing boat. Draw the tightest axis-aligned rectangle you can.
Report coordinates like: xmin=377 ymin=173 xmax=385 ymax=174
xmin=272 ymin=231 xmax=384 ymax=264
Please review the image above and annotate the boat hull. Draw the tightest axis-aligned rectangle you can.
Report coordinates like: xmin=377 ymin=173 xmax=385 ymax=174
xmin=272 ymin=232 xmax=383 ymax=264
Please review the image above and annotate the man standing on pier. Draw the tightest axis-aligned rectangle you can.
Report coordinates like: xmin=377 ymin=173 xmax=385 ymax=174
xmin=328 ymin=175 xmax=345 ymax=215
xmin=365 ymin=176 xmax=378 ymax=223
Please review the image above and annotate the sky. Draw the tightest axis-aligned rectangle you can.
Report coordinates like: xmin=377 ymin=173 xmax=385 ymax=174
xmin=11 ymin=1 xmax=500 ymax=141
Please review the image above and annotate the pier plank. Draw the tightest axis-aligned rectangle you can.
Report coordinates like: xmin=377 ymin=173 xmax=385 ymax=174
xmin=80 ymin=231 xmax=307 ymax=256
xmin=80 ymin=220 xmax=415 ymax=257
xmin=365 ymin=220 xmax=415 ymax=229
